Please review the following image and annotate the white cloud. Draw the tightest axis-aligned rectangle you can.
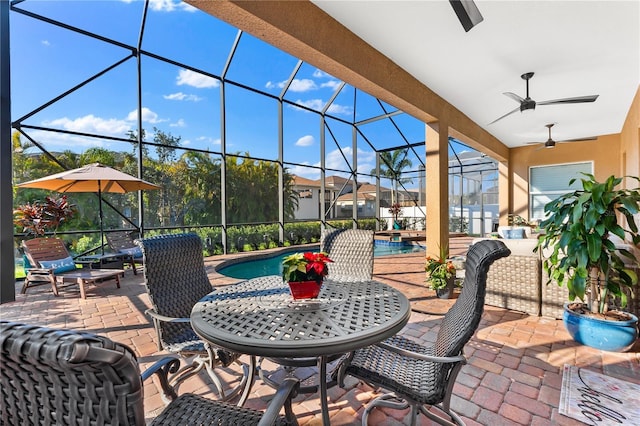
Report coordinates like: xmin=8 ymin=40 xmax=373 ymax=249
xmin=323 ymin=147 xmax=376 ymax=175
xmin=43 ymin=115 xmax=131 ymax=136
xmin=133 ymin=0 xmax=196 ymax=12
xmin=294 ymin=99 xmax=325 ymax=111
xmin=41 ymin=40 xmax=51 ymax=46
xmin=320 ymin=80 xmax=341 ymax=90
xmin=164 ymin=92 xmax=203 ymax=101
xmin=27 ymin=128 xmax=124 ymax=151
xmin=327 ymin=103 xmax=352 ymax=116
xmin=289 ymin=78 xmax=317 ymax=92
xmin=288 ymin=163 xmax=320 ymax=180
xmin=196 ymin=136 xmax=221 ymax=146
xmin=295 ymin=135 xmax=315 ymax=147
xmin=265 ymin=78 xmax=317 ymax=92
xmin=170 ymin=118 xmax=186 ymax=127
xmin=127 ymin=107 xmax=165 ymax=124
xmin=292 ymin=99 xmax=352 ymax=116
xmin=177 ymin=69 xmax=219 ymax=88
xmin=313 ymin=69 xmax=329 ymax=78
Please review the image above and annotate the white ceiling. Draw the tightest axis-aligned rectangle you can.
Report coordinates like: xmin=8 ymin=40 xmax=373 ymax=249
xmin=312 ymin=0 xmax=640 ymax=148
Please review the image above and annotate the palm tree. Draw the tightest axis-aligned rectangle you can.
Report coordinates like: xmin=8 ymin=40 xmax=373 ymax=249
xmin=374 ymin=149 xmax=413 ymax=205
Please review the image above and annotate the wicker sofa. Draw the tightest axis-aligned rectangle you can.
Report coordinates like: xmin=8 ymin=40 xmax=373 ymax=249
xmin=473 ymin=230 xmax=639 ymax=320
xmin=472 ymin=233 xmax=544 ymax=316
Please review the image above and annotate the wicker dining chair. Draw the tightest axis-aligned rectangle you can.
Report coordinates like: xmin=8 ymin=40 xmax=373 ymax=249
xmin=258 ymin=228 xmax=375 ymax=393
xmin=320 ymin=228 xmax=375 ymax=282
xmin=0 ymin=321 xmax=299 ymax=426
xmin=338 ymin=239 xmax=511 ymax=426
xmin=137 ymin=233 xmax=254 ymax=403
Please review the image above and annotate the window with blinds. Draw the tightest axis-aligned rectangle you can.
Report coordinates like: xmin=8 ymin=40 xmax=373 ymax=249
xmin=529 ymin=162 xmax=593 ymax=220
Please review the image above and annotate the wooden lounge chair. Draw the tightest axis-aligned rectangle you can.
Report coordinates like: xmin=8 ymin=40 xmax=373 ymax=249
xmin=106 ymin=230 xmax=143 ymax=274
xmin=21 ymin=237 xmax=123 ymax=299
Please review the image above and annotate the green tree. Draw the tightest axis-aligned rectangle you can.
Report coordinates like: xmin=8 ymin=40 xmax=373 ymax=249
xmin=374 ymin=149 xmax=413 ymax=205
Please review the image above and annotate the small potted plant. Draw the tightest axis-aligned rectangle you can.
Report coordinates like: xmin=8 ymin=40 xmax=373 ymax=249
xmin=282 ymin=251 xmax=333 ymax=299
xmin=425 ymin=244 xmax=456 ymax=299
xmin=536 ymin=173 xmax=640 ymax=351
xmin=388 ymin=203 xmax=403 ymax=229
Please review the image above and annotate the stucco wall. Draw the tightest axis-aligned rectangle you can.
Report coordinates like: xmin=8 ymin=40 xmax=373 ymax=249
xmin=507 ymin=86 xmax=639 ymax=223
xmin=620 ymin=86 xmax=640 ymax=185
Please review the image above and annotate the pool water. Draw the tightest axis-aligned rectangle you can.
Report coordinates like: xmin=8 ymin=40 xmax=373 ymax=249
xmin=218 ymin=242 xmax=425 ymax=280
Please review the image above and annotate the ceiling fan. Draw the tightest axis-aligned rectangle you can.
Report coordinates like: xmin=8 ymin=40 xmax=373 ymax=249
xmin=489 ymin=72 xmax=599 ymax=125
xmin=449 ymin=0 xmax=483 ymax=32
xmin=527 ymin=123 xmax=597 ymax=149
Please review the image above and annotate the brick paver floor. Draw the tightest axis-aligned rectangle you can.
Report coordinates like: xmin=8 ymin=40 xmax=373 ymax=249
xmin=2 ymin=236 xmax=639 ymax=425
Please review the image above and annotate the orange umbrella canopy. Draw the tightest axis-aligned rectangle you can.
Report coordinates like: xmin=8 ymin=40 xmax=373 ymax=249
xmin=17 ymin=163 xmax=160 ymax=193
xmin=17 ymin=163 xmax=160 ymax=254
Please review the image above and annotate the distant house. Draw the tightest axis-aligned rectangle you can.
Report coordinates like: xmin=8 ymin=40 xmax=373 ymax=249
xmin=291 ymin=175 xmax=393 ymax=220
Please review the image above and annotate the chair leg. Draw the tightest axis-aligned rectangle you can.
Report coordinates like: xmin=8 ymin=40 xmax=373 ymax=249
xmin=362 ymin=393 xmax=410 ymax=425
xmin=78 ymin=278 xmax=87 ymax=299
xmin=236 ymin=356 xmax=256 ymax=407
xmin=169 ymin=353 xmax=254 ymax=404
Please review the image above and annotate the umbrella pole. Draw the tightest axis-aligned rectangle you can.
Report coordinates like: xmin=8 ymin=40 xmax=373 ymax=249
xmin=98 ymin=181 xmax=104 ymax=255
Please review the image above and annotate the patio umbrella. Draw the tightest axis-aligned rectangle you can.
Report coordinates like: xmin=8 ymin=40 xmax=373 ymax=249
xmin=17 ymin=163 xmax=160 ymax=254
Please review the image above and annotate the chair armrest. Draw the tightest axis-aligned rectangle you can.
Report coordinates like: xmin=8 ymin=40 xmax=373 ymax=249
xmin=140 ymin=355 xmax=182 ymax=401
xmin=375 ymin=340 xmax=466 ymax=364
xmin=144 ymin=308 xmax=191 ymax=324
xmin=257 ymin=377 xmax=300 ymax=426
xmin=25 ymin=267 xmax=54 ymax=274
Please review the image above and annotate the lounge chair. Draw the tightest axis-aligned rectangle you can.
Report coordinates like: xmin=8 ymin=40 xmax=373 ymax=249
xmin=21 ymin=237 xmax=123 ymax=299
xmin=106 ymin=230 xmax=144 ymax=275
xmin=337 ymin=239 xmax=511 ymax=425
xmin=0 ymin=321 xmax=300 ymax=426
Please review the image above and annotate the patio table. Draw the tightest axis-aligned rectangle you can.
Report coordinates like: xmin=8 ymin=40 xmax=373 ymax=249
xmin=190 ymin=274 xmax=411 ymax=426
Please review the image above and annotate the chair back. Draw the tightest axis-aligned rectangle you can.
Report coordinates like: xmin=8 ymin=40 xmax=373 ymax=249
xmin=106 ymin=230 xmax=139 ymax=252
xmin=137 ymin=233 xmax=212 ymax=347
xmin=435 ymin=240 xmax=510 ymax=359
xmin=321 ymin=228 xmax=375 ymax=282
xmin=22 ymin=237 xmax=73 ymax=267
xmin=0 ymin=321 xmax=145 ymax=426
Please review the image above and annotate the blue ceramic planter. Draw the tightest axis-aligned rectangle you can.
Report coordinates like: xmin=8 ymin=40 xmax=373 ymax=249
xmin=563 ymin=303 xmax=638 ymax=352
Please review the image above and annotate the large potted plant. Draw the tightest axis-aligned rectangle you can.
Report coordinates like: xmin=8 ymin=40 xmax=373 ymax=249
xmin=282 ymin=251 xmax=333 ymax=299
xmin=536 ymin=174 xmax=640 ymax=351
xmin=426 ymin=244 xmax=457 ymax=299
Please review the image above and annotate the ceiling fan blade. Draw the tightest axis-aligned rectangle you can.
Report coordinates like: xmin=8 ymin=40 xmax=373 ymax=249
xmin=558 ymin=136 xmax=598 ymax=143
xmin=488 ymin=106 xmax=520 ymax=125
xmin=503 ymin=92 xmax=525 ymax=104
xmin=449 ymin=0 xmax=484 ymax=32
xmin=537 ymin=95 xmax=599 ymax=106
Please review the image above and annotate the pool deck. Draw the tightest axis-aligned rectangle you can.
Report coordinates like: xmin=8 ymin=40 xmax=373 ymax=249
xmin=2 ymin=235 xmax=639 ymax=425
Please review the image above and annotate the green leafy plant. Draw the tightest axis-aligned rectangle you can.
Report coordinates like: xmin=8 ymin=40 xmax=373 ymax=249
xmin=282 ymin=252 xmax=333 ymax=284
xmin=536 ymin=174 xmax=640 ymax=314
xmin=425 ymin=244 xmax=456 ymax=290
xmin=13 ymin=195 xmax=77 ymax=238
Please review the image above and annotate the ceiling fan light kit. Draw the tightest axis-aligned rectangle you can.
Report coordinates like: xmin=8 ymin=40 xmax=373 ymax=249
xmin=489 ymin=72 xmax=599 ymax=124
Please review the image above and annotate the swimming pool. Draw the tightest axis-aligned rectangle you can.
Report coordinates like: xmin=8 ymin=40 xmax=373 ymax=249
xmin=217 ymin=241 xmax=425 ymax=279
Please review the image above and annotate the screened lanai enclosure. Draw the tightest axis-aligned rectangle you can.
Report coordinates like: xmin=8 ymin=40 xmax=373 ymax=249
xmin=8 ymin=0 xmax=497 ymax=262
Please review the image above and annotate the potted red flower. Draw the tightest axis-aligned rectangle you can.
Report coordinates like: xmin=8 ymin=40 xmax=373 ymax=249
xmin=282 ymin=252 xmax=333 ymax=299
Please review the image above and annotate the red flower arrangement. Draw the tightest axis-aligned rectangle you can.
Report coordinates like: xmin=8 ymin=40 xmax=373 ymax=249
xmin=282 ymin=252 xmax=333 ymax=284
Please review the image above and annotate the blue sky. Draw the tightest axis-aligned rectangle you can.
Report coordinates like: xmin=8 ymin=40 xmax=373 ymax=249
xmin=10 ymin=0 xmax=471 ymax=187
